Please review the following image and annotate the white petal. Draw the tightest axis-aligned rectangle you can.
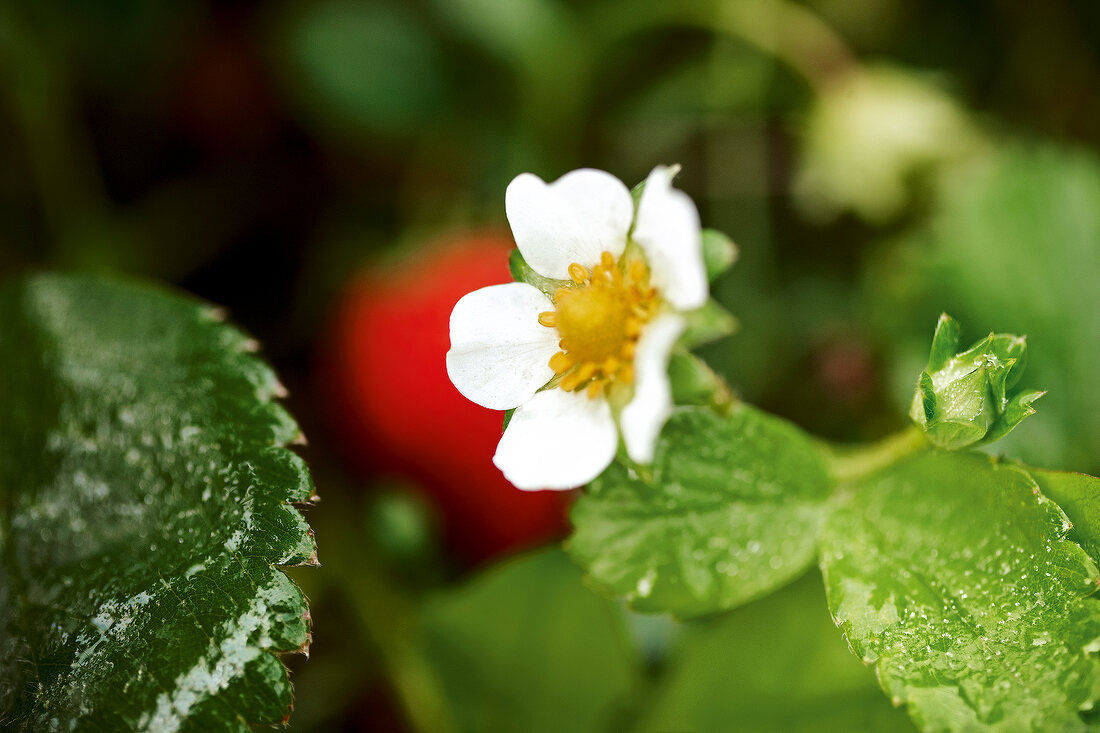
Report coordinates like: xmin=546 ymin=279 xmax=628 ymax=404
xmin=621 ymin=313 xmax=685 ymax=464
xmin=494 ymin=389 xmax=618 ymax=491
xmin=446 ymin=283 xmax=559 ymax=410
xmin=633 ymin=166 xmax=708 ymax=310
xmin=505 ymin=169 xmax=633 ymax=279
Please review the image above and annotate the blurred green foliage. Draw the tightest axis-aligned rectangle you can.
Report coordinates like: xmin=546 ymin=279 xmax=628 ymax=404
xmin=2 ymin=0 xmax=1100 ymax=729
xmin=869 ymin=144 xmax=1100 ymax=471
xmin=277 ymin=1 xmax=446 ymax=135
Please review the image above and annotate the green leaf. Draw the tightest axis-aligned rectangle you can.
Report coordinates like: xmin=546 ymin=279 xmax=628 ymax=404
xmin=568 ymin=404 xmax=832 ymax=618
xmin=0 ymin=275 xmax=316 ymax=730
xmin=820 ymin=452 xmax=1100 ymax=731
xmin=638 ymin=571 xmax=916 ymax=733
xmin=700 ymin=228 xmax=739 ymax=283
xmin=1024 ymin=465 xmax=1100 ymax=565
xmin=420 ymin=549 xmax=638 ymax=733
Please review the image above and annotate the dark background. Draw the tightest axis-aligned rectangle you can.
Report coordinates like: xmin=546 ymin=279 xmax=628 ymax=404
xmin=2 ymin=1 xmax=1098 ymax=730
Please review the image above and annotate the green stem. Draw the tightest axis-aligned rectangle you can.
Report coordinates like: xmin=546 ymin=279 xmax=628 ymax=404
xmin=823 ymin=427 xmax=929 ymax=484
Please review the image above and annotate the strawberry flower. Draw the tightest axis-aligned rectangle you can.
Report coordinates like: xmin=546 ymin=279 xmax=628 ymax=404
xmin=446 ymin=166 xmax=707 ymax=490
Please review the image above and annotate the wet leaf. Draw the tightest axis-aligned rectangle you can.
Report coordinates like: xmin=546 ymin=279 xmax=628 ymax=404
xmin=1025 ymin=465 xmax=1100 ymax=566
xmin=821 ymin=452 xmax=1100 ymax=731
xmin=0 ymin=275 xmax=315 ymax=730
xmin=569 ymin=404 xmax=832 ymax=618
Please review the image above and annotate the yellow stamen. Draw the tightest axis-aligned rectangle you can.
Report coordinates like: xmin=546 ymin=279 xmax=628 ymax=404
xmin=549 ymin=351 xmax=575 ymax=373
xmin=538 ymin=251 xmax=659 ymax=399
xmin=554 ymin=287 xmax=630 ymax=363
xmin=560 ymin=371 xmax=585 ymax=391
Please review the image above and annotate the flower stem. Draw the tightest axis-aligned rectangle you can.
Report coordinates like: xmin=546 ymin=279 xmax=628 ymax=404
xmin=823 ymin=427 xmax=929 ymax=484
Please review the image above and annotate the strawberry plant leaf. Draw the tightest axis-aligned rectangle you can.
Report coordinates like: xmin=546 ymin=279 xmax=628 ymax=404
xmin=1024 ymin=465 xmax=1100 ymax=565
xmin=0 ymin=274 xmax=316 ymax=730
xmin=568 ymin=404 xmax=832 ymax=618
xmin=820 ymin=452 xmax=1100 ymax=731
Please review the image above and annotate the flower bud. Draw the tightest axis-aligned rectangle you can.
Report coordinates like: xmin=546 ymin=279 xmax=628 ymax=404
xmin=909 ymin=314 xmax=1043 ymax=450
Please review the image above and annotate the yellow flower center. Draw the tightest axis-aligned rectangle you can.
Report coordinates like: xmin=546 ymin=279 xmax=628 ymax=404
xmin=538 ymin=251 xmax=659 ymax=398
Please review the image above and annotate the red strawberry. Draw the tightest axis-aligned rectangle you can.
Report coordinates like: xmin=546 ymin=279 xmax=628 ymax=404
xmin=322 ymin=233 xmax=571 ymax=564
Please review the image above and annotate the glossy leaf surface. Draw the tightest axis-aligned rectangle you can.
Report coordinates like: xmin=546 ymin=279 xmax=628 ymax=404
xmin=821 ymin=452 xmax=1100 ymax=731
xmin=569 ymin=404 xmax=832 ymax=617
xmin=0 ymin=275 xmax=315 ymax=730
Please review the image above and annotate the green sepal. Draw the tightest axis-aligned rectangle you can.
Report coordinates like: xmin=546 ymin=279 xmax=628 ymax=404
xmin=909 ymin=316 xmax=1039 ymax=450
xmin=981 ymin=389 xmax=1044 ymax=446
xmin=916 ymin=371 xmax=936 ymax=422
xmin=987 ymin=357 xmax=1014 ymax=405
xmin=508 ymin=248 xmax=568 ymax=299
xmin=923 ymin=418 xmax=989 ymax=451
xmin=502 ymin=408 xmax=515 ymax=432
xmin=700 ymin=228 xmax=739 ymax=283
xmin=927 ymin=313 xmax=961 ymax=372
xmin=992 ymin=333 xmax=1028 ymax=390
xmin=680 ymin=299 xmax=738 ymax=348
xmin=668 ymin=351 xmax=730 ymax=407
xmin=630 ymin=177 xmax=646 ymax=209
